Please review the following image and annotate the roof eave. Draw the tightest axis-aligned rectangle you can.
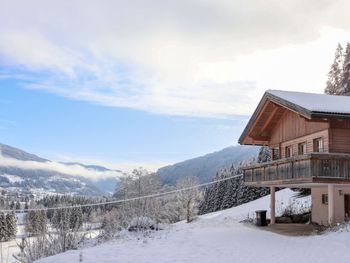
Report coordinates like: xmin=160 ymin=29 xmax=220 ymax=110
xmin=238 ymin=91 xmax=313 ymax=145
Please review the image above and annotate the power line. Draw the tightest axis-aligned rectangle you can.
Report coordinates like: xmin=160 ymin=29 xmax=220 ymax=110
xmin=0 ymin=174 xmax=243 ymax=213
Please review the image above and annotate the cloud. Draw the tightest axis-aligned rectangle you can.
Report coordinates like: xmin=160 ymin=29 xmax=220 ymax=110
xmin=0 ymin=154 xmax=124 ymax=180
xmin=1 ymin=0 xmax=350 ymax=117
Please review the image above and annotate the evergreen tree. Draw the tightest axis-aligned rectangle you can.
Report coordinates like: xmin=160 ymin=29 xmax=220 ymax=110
xmin=26 ymin=202 xmax=47 ymax=236
xmin=257 ymin=146 xmax=271 ymax=163
xmin=5 ymin=213 xmax=16 ymax=240
xmin=0 ymin=213 xmax=6 ymax=241
xmin=70 ymin=207 xmax=83 ymax=230
xmin=325 ymin=43 xmax=344 ymax=95
xmin=341 ymin=42 xmax=350 ymax=95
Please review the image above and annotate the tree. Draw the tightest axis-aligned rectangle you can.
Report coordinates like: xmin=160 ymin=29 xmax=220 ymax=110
xmin=114 ymin=169 xmax=162 ymax=226
xmin=0 ymin=213 xmax=7 ymax=241
xmin=341 ymin=42 xmax=350 ymax=95
xmin=5 ymin=213 xmax=16 ymax=240
xmin=15 ymin=201 xmax=21 ymax=210
xmin=176 ymin=176 xmax=201 ymax=223
xmin=257 ymin=146 xmax=271 ymax=163
xmin=25 ymin=201 xmax=47 ymax=236
xmin=325 ymin=43 xmax=343 ymax=95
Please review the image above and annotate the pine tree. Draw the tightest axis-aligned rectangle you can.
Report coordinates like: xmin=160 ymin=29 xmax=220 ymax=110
xmin=70 ymin=207 xmax=83 ymax=230
xmin=325 ymin=43 xmax=344 ymax=95
xmin=341 ymin=42 xmax=350 ymax=95
xmin=0 ymin=213 xmax=6 ymax=241
xmin=5 ymin=213 xmax=16 ymax=240
xmin=257 ymin=146 xmax=271 ymax=163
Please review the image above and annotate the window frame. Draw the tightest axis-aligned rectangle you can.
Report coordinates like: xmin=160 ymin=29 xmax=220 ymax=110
xmin=322 ymin=194 xmax=328 ymax=205
xmin=313 ymin=137 xmax=324 ymax=152
xmin=298 ymin=142 xmax=307 ymax=155
xmin=285 ymin=145 xmax=293 ymax=158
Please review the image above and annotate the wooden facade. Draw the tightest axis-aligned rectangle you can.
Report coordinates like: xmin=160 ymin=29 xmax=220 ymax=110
xmin=239 ymin=91 xmax=350 ymax=186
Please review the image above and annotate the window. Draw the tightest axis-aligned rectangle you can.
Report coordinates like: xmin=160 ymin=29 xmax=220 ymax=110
xmin=313 ymin=138 xmax=324 ymax=152
xmin=285 ymin=146 xmax=293 ymax=158
xmin=322 ymin=194 xmax=328 ymax=205
xmin=272 ymin=146 xmax=280 ymax=160
xmin=298 ymin=142 xmax=307 ymax=155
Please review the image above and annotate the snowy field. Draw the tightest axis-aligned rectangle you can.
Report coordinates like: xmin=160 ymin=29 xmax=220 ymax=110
xmin=36 ymin=189 xmax=350 ymax=263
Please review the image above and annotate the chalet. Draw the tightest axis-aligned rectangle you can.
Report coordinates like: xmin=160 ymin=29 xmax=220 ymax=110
xmin=239 ymin=90 xmax=350 ymax=226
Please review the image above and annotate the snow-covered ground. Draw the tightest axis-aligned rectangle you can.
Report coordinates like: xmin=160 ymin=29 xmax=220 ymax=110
xmin=33 ymin=189 xmax=350 ymax=263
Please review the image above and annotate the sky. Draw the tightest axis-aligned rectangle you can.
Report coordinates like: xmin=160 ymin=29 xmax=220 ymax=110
xmin=1 ymin=0 xmax=350 ymax=172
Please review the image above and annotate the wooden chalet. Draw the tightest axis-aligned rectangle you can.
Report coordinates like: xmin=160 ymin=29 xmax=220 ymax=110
xmin=239 ymin=90 xmax=350 ymax=225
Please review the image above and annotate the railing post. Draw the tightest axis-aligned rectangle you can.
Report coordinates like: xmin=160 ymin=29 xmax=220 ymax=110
xmin=270 ymin=186 xmax=276 ymax=225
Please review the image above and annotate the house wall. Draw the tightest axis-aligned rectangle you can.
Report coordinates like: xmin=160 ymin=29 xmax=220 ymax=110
xmin=269 ymin=110 xmax=329 ymax=146
xmin=312 ymin=186 xmax=350 ymax=225
xmin=279 ymin=129 xmax=329 ymax=159
xmin=329 ymin=128 xmax=350 ymax=154
xmin=268 ymin=111 xmax=331 ymax=159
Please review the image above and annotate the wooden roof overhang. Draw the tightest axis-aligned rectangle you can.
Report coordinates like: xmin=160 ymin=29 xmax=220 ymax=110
xmin=238 ymin=91 xmax=313 ymax=146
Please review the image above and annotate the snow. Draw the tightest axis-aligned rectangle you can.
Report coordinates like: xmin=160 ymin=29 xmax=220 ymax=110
xmin=268 ymin=89 xmax=350 ymax=115
xmin=0 ymin=174 xmax=24 ymax=183
xmin=34 ymin=189 xmax=350 ymax=263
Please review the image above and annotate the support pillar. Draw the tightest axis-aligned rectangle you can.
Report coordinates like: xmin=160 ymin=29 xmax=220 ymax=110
xmin=270 ymin=186 xmax=276 ymax=225
xmin=328 ymin=184 xmax=335 ymax=226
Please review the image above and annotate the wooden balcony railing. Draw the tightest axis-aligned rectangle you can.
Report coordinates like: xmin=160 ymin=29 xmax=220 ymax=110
xmin=242 ymin=153 xmax=350 ymax=185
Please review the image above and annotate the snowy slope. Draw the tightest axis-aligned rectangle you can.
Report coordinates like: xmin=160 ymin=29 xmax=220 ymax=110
xmin=36 ymin=189 xmax=350 ymax=263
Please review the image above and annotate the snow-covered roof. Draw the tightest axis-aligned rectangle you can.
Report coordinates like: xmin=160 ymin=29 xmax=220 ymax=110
xmin=238 ymin=89 xmax=350 ymax=145
xmin=267 ymin=90 xmax=350 ymax=116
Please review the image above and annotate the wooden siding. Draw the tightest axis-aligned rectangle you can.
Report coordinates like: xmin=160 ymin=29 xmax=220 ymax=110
xmin=269 ymin=110 xmax=329 ymax=146
xmin=279 ymin=129 xmax=329 ymax=158
xmin=243 ymin=153 xmax=350 ymax=186
xmin=329 ymin=128 xmax=350 ymax=153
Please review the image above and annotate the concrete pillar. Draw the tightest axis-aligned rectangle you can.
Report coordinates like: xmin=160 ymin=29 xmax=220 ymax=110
xmin=270 ymin=186 xmax=276 ymax=225
xmin=328 ymin=184 xmax=335 ymax=226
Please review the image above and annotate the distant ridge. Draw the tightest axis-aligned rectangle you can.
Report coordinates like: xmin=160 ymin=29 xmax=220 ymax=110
xmin=156 ymin=145 xmax=258 ymax=185
xmin=0 ymin=142 xmax=123 ymax=196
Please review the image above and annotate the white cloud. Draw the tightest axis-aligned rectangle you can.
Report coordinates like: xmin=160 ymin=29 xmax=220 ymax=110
xmin=0 ymin=154 xmax=124 ymax=180
xmin=54 ymin=154 xmax=172 ymax=173
xmin=1 ymin=0 xmax=350 ymax=117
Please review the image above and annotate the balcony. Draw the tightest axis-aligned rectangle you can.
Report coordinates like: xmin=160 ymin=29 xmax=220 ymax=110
xmin=243 ymin=153 xmax=350 ymax=186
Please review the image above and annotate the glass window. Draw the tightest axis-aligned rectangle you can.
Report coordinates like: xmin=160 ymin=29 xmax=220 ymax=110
xmin=313 ymin=138 xmax=324 ymax=152
xmin=298 ymin=142 xmax=307 ymax=155
xmin=272 ymin=147 xmax=280 ymax=160
xmin=322 ymin=194 xmax=328 ymax=205
xmin=285 ymin=146 xmax=293 ymax=158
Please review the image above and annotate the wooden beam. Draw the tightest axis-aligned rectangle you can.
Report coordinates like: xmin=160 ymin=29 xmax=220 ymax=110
xmin=259 ymin=104 xmax=280 ymax=133
xmin=245 ymin=100 xmax=271 ymax=138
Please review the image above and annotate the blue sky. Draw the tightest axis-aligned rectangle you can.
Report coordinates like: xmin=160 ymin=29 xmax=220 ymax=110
xmin=0 ymin=77 xmax=246 ymax=170
xmin=1 ymin=0 xmax=350 ymax=171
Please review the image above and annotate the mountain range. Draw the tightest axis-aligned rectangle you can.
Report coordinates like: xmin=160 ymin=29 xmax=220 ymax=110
xmin=0 ymin=142 xmax=259 ymax=197
xmin=0 ymin=143 xmax=123 ymax=197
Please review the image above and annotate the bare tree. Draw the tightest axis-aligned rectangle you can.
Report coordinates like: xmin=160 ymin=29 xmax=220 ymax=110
xmin=176 ymin=176 xmax=201 ymax=223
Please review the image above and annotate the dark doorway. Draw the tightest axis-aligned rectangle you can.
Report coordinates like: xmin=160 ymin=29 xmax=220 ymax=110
xmin=345 ymin=195 xmax=350 ymax=220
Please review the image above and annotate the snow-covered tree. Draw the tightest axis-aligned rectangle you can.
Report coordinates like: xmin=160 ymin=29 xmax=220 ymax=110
xmin=257 ymin=146 xmax=271 ymax=163
xmin=325 ymin=43 xmax=344 ymax=95
xmin=25 ymin=201 xmax=47 ymax=236
xmin=0 ymin=213 xmax=7 ymax=241
xmin=6 ymin=213 xmax=16 ymax=240
xmin=199 ymin=165 xmax=269 ymax=215
xmin=176 ymin=176 xmax=201 ymax=223
xmin=341 ymin=42 xmax=350 ymax=95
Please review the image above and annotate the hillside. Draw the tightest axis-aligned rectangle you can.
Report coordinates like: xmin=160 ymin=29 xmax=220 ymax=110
xmin=156 ymin=145 xmax=258 ymax=185
xmin=35 ymin=189 xmax=350 ymax=263
xmin=0 ymin=143 xmax=123 ymax=196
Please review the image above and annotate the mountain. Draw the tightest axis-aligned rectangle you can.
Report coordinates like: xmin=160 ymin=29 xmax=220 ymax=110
xmin=156 ymin=145 xmax=258 ymax=185
xmin=0 ymin=143 xmax=123 ymax=197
